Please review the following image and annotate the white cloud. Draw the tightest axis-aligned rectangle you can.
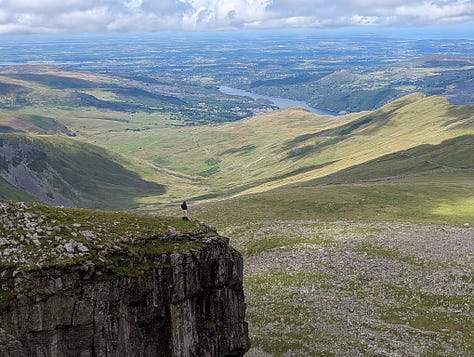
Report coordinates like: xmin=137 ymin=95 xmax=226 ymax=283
xmin=2 ymin=0 xmax=96 ymax=14
xmin=56 ymin=7 xmax=113 ymax=31
xmin=0 ymin=0 xmax=472 ymax=34
xmin=393 ymin=1 xmax=474 ymax=23
xmin=349 ymin=15 xmax=381 ymax=26
xmin=181 ymin=0 xmax=274 ymax=30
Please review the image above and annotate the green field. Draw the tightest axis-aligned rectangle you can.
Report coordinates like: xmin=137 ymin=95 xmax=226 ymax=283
xmin=191 ymin=177 xmax=473 ymax=228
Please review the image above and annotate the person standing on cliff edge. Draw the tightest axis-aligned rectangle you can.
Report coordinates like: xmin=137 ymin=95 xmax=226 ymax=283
xmin=181 ymin=201 xmax=188 ymax=220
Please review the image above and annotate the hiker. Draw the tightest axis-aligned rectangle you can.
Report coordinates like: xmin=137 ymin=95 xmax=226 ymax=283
xmin=181 ymin=201 xmax=188 ymax=220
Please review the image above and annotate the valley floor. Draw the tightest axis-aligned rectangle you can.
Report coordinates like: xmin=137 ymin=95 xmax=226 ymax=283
xmin=221 ymin=220 xmax=474 ymax=356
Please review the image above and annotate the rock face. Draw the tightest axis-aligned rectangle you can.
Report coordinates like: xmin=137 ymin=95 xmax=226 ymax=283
xmin=0 ymin=202 xmax=250 ymax=356
xmin=0 ymin=237 xmax=249 ymax=356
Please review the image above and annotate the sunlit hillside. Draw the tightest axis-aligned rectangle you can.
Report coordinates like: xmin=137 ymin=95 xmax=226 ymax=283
xmin=87 ymin=93 xmax=473 ymax=205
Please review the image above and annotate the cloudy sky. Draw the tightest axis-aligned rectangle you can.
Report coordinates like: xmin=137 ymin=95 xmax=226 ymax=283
xmin=0 ymin=0 xmax=473 ymax=35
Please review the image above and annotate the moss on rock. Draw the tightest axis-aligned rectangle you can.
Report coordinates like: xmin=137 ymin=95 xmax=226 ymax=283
xmin=0 ymin=200 xmax=214 ymax=271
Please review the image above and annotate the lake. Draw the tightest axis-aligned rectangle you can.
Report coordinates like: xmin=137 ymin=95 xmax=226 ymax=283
xmin=219 ymin=86 xmax=337 ymax=116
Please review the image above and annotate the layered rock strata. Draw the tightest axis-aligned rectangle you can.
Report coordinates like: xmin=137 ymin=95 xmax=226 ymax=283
xmin=0 ymin=202 xmax=249 ymax=356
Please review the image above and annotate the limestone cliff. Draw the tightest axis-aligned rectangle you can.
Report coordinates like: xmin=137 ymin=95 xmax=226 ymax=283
xmin=0 ymin=201 xmax=250 ymax=356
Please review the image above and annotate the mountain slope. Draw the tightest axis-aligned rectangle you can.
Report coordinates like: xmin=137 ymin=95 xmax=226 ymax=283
xmin=0 ymin=113 xmax=72 ymax=135
xmin=97 ymin=93 xmax=472 ymax=201
xmin=300 ymin=135 xmax=474 ymax=185
xmin=0 ymin=134 xmax=166 ymax=209
xmin=2 ymin=66 xmax=472 ymax=209
xmin=230 ymin=93 xmax=473 ymax=194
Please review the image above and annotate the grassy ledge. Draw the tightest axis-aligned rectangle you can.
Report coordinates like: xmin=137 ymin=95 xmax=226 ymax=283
xmin=0 ymin=200 xmax=214 ymax=272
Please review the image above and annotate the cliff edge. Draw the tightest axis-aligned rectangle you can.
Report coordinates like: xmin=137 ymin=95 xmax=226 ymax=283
xmin=0 ymin=201 xmax=250 ymax=356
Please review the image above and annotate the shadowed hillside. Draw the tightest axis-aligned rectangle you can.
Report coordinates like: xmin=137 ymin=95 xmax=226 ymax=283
xmin=0 ymin=134 xmax=165 ymax=209
xmin=0 ymin=113 xmax=71 ymax=135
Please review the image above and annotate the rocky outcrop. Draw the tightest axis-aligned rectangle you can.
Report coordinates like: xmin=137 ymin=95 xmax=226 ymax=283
xmin=0 ymin=202 xmax=250 ymax=356
xmin=0 ymin=237 xmax=249 ymax=356
xmin=0 ymin=329 xmax=25 ymax=356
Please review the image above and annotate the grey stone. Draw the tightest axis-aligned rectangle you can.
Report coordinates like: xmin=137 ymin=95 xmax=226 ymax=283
xmin=64 ymin=242 xmax=75 ymax=253
xmin=0 ymin=236 xmax=250 ymax=357
xmin=0 ymin=328 xmax=25 ymax=357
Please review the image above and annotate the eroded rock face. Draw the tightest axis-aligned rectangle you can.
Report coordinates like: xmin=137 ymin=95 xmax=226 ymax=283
xmin=0 ymin=139 xmax=76 ymax=207
xmin=0 ymin=236 xmax=250 ymax=356
xmin=0 ymin=328 xmax=24 ymax=356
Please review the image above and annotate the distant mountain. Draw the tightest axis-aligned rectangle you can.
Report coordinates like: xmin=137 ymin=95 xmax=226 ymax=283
xmin=247 ymin=57 xmax=474 ymax=113
xmin=0 ymin=67 xmax=185 ymax=113
xmin=0 ymin=66 xmax=266 ymax=124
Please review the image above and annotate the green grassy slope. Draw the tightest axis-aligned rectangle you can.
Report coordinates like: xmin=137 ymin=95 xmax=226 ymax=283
xmin=233 ymin=94 xmax=473 ymax=194
xmin=1 ymin=67 xmax=472 ymax=211
xmin=0 ymin=134 xmax=167 ymax=209
xmin=193 ymin=176 xmax=474 ymax=227
xmin=190 ymin=135 xmax=474 ymax=227
xmin=0 ymin=113 xmax=71 ymax=134
xmin=106 ymin=93 xmax=472 ymax=206
xmin=302 ymin=134 xmax=474 ymax=185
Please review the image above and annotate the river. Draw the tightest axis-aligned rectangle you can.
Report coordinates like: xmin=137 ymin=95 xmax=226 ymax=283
xmin=218 ymin=85 xmax=337 ymax=116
